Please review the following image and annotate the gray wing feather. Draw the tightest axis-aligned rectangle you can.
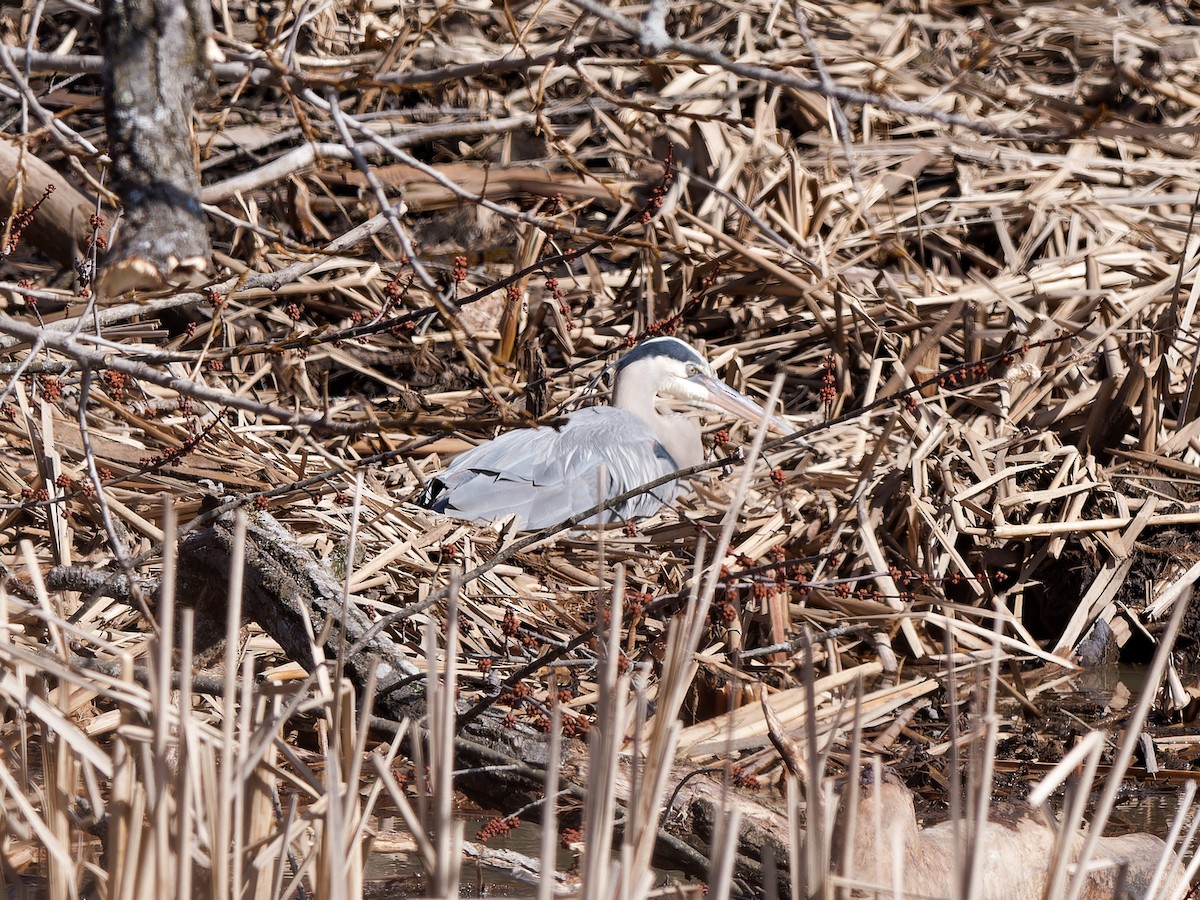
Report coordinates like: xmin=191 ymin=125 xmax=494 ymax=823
xmin=424 ymin=408 xmax=682 ymax=529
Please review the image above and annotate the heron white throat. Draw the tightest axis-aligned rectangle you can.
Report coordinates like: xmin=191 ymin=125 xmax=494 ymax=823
xmin=419 ymin=337 xmax=791 ymax=530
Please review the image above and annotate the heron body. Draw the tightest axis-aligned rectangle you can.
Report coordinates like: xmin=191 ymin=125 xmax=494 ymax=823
xmin=420 ymin=337 xmax=787 ymax=530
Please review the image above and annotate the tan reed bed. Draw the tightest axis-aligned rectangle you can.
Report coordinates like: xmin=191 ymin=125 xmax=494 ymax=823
xmin=1 ymin=518 xmax=1193 ymax=898
xmin=2 ymin=0 xmax=1200 ymax=895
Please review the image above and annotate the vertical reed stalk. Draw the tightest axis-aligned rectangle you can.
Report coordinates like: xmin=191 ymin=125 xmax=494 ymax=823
xmin=427 ymin=571 xmax=464 ymax=897
xmin=214 ymin=512 xmax=247 ymax=900
xmin=537 ymin=670 xmax=563 ymax=900
xmin=581 ymin=567 xmax=628 ymax=900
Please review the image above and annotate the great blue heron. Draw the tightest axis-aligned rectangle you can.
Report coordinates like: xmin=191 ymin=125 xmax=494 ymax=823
xmin=419 ymin=337 xmax=791 ymax=530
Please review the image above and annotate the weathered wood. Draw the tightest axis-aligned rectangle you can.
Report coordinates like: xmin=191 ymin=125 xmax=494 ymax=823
xmin=315 ymin=162 xmax=630 ymax=210
xmin=836 ymin=766 xmax=1184 ymax=899
xmin=98 ymin=0 xmax=213 ymax=297
xmin=0 ymin=139 xmax=94 ymax=268
xmin=174 ymin=505 xmax=421 ymax=695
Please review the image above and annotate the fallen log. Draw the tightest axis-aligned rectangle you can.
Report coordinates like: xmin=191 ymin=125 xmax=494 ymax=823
xmin=0 ymin=139 xmax=95 ymax=269
xmin=836 ymin=766 xmax=1185 ymax=900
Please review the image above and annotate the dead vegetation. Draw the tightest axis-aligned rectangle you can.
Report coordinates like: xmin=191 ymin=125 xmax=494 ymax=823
xmin=1 ymin=0 xmax=1200 ymax=896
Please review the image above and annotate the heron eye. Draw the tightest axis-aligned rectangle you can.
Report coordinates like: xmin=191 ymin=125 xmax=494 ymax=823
xmin=686 ymin=363 xmax=700 ymax=376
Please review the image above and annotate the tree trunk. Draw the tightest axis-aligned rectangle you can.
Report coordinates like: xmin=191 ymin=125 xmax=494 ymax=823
xmin=98 ymin=0 xmax=213 ymax=297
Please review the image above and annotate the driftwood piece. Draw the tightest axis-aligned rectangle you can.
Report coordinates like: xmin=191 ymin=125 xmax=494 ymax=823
xmin=0 ymin=139 xmax=94 ymax=268
xmin=175 ymin=505 xmax=421 ymax=693
xmin=98 ymin=0 xmax=213 ymax=297
xmin=835 ymin=767 xmax=1185 ymax=900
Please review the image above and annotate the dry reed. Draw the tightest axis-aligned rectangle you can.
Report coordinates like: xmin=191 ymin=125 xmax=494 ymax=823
xmin=1 ymin=0 xmax=1200 ymax=896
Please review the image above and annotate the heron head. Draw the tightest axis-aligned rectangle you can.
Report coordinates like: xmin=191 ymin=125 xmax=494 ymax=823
xmin=615 ymin=337 xmax=792 ymax=435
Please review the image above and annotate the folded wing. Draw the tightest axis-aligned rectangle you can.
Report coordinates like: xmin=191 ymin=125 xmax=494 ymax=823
xmin=421 ymin=408 xmax=684 ymax=530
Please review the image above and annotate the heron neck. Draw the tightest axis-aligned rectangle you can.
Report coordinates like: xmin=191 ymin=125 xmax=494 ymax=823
xmin=612 ymin=366 xmax=671 ymax=434
xmin=613 ymin=375 xmax=702 ymax=468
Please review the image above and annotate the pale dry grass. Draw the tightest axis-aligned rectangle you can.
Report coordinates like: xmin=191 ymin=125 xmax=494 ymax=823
xmin=1 ymin=0 xmax=1200 ymax=895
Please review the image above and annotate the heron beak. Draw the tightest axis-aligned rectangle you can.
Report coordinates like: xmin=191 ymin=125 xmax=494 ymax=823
xmin=693 ymin=374 xmax=792 ymax=436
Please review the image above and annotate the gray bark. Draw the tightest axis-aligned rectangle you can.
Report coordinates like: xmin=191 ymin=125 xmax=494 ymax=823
xmin=98 ymin=0 xmax=213 ymax=297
